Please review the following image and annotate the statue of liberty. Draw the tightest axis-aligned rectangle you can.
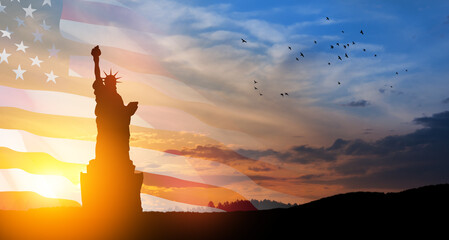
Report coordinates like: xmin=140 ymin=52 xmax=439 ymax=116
xmin=91 ymin=45 xmax=138 ymax=162
xmin=80 ymin=46 xmax=143 ymax=213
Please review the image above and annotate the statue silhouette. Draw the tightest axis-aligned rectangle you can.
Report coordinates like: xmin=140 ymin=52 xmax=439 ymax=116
xmin=80 ymin=46 xmax=143 ymax=214
xmin=91 ymin=45 xmax=138 ymax=162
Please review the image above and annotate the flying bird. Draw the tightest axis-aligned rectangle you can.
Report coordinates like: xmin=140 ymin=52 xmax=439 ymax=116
xmin=338 ymin=56 xmax=342 ymax=60
xmin=254 ymin=86 xmax=258 ymax=90
xmin=254 ymin=80 xmax=257 ymax=84
xmin=288 ymin=46 xmax=292 ymax=50
xmin=363 ymin=48 xmax=366 ymax=52
xmin=300 ymin=52 xmax=304 ymax=57
xmin=280 ymin=93 xmax=284 ymax=97
xmin=241 ymin=38 xmax=247 ymax=43
xmin=326 ymin=17 xmax=330 ymax=20
xmin=352 ymin=41 xmax=355 ymax=45
xmin=360 ymin=30 xmax=364 ymax=35
xmin=343 ymin=45 xmax=346 ymax=49
xmin=341 ymin=30 xmax=344 ymax=33
xmin=336 ymin=43 xmax=340 ymax=46
xmin=328 ymin=62 xmax=331 ymax=65
xmin=284 ymin=93 xmax=289 ymax=96
xmin=345 ymin=53 xmax=348 ymax=58
xmin=374 ymin=54 xmax=377 ymax=57
xmin=338 ymin=81 xmax=341 ymax=85
xmin=296 ymin=57 xmax=299 ymax=61
xmin=259 ymin=93 xmax=263 ymax=96
xmin=395 ymin=72 xmax=398 ymax=75
xmin=314 ymin=40 xmax=317 ymax=44
xmin=330 ymin=45 xmax=334 ymax=49
xmin=405 ymin=69 xmax=408 ymax=72
xmin=346 ymin=43 xmax=350 ymax=46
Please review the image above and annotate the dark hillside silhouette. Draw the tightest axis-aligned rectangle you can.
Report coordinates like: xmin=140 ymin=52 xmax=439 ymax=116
xmin=0 ymin=184 xmax=447 ymax=239
xmin=291 ymin=184 xmax=449 ymax=215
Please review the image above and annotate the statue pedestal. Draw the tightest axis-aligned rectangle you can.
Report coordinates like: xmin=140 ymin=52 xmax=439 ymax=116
xmin=80 ymin=159 xmax=143 ymax=213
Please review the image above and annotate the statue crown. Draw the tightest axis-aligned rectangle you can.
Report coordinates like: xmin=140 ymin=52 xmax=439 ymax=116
xmin=102 ymin=69 xmax=121 ymax=83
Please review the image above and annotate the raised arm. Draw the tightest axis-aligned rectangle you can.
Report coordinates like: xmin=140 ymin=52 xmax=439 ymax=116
xmin=91 ymin=46 xmax=103 ymax=86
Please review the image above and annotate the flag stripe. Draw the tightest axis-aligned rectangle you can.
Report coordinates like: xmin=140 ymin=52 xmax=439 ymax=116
xmin=89 ymin=45 xmax=172 ymax=76
xmin=0 ymin=147 xmax=85 ymax=184
xmin=0 ymin=129 xmax=296 ymax=206
xmin=0 ymin=85 xmax=153 ymax=129
xmin=0 ymin=128 xmax=205 ymax=182
xmin=140 ymin=193 xmax=223 ymax=212
xmin=0 ymin=145 xmax=230 ymax=190
xmin=0 ymin=128 xmax=206 ymax=184
xmin=0 ymin=128 xmax=290 ymax=200
xmin=141 ymin=185 xmax=243 ymax=207
xmin=0 ymin=191 xmax=81 ymax=211
xmin=61 ymin=0 xmax=153 ymax=33
xmin=0 ymin=147 xmax=249 ymax=208
xmin=136 ymin=105 xmax=260 ymax=149
xmin=0 ymin=71 xmax=266 ymax=141
xmin=0 ymin=108 xmax=303 ymax=198
xmin=82 ymin=0 xmax=128 ymax=8
xmin=60 ymin=19 xmax=155 ymax=55
xmin=0 ymin=106 xmax=220 ymax=150
xmin=0 ymin=84 xmax=258 ymax=148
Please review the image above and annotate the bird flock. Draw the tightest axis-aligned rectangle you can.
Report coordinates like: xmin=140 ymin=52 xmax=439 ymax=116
xmin=240 ymin=16 xmax=409 ymax=98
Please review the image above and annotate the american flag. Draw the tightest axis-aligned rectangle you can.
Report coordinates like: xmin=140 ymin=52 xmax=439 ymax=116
xmin=0 ymin=0 xmax=299 ymax=211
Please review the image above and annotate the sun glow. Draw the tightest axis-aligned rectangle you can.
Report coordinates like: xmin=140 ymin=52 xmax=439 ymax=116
xmin=0 ymin=169 xmax=82 ymax=203
xmin=33 ymin=178 xmax=59 ymax=199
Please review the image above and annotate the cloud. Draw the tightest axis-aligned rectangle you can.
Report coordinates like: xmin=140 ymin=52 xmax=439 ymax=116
xmin=133 ymin=0 xmax=228 ymax=32
xmin=442 ymin=97 xmax=449 ymax=104
xmin=248 ymin=166 xmax=273 ymax=172
xmin=172 ymin=145 xmax=286 ymax=176
xmin=236 ymin=148 xmax=282 ymax=160
xmin=343 ymin=100 xmax=370 ymax=107
xmin=200 ymin=30 xmax=242 ymax=42
xmin=321 ymin=111 xmax=449 ymax=189
xmin=325 ymin=112 xmax=449 ymax=158
xmin=289 ymin=145 xmax=337 ymax=163
xmin=237 ymin=145 xmax=337 ymax=164
xmin=297 ymin=174 xmax=325 ymax=180
xmin=174 ymin=145 xmax=244 ymax=164
xmin=238 ymin=111 xmax=449 ymax=191
xmin=413 ymin=111 xmax=449 ymax=129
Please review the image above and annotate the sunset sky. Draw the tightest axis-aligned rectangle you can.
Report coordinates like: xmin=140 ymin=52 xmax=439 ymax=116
xmin=119 ymin=0 xmax=449 ymax=199
xmin=0 ymin=0 xmax=448 ymax=211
